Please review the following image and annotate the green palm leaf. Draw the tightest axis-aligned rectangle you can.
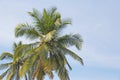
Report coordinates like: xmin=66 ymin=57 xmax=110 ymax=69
xmin=0 ymin=52 xmax=13 ymax=60
xmin=0 ymin=63 xmax=12 ymax=70
xmin=14 ymin=42 xmax=39 ymax=62
xmin=0 ymin=69 xmax=10 ymax=79
xmin=15 ymin=23 xmax=42 ymax=39
xmin=6 ymin=71 xmax=14 ymax=80
xmin=57 ymin=34 xmax=83 ymax=50
xmin=19 ymin=53 xmax=39 ymax=77
xmin=62 ymin=46 xmax=83 ymax=65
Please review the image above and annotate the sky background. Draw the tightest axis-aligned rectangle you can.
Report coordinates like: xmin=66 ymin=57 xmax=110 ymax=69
xmin=0 ymin=0 xmax=120 ymax=80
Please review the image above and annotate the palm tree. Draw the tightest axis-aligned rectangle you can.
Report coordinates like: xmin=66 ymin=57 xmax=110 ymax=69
xmin=0 ymin=42 xmax=29 ymax=80
xmin=15 ymin=7 xmax=83 ymax=80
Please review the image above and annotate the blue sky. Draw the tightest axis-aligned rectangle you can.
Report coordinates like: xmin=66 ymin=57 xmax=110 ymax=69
xmin=0 ymin=0 xmax=120 ymax=80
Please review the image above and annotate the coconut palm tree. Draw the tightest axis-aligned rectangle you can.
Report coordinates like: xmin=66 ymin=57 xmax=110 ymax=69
xmin=15 ymin=7 xmax=83 ymax=80
xmin=0 ymin=42 xmax=29 ymax=80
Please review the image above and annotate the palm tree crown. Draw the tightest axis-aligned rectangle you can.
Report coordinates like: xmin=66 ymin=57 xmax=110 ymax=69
xmin=0 ymin=42 xmax=29 ymax=80
xmin=14 ymin=7 xmax=83 ymax=80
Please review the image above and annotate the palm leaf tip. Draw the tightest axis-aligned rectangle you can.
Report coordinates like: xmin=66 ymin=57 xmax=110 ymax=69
xmin=15 ymin=23 xmax=30 ymax=37
xmin=79 ymin=58 xmax=84 ymax=65
xmin=63 ymin=47 xmax=84 ymax=65
xmin=49 ymin=7 xmax=57 ymax=15
xmin=28 ymin=8 xmax=38 ymax=17
xmin=28 ymin=12 xmax=34 ymax=17
xmin=15 ymin=24 xmax=24 ymax=37
xmin=74 ymin=34 xmax=83 ymax=49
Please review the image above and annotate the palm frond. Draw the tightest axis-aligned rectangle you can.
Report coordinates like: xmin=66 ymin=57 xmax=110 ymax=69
xmin=62 ymin=54 xmax=72 ymax=70
xmin=49 ymin=7 xmax=57 ymax=16
xmin=28 ymin=8 xmax=42 ymax=24
xmin=18 ymin=41 xmax=22 ymax=46
xmin=34 ymin=58 xmax=53 ymax=80
xmin=41 ymin=60 xmax=53 ymax=79
xmin=13 ymin=41 xmax=22 ymax=51
xmin=0 ymin=63 xmax=12 ymax=70
xmin=57 ymin=34 xmax=83 ymax=50
xmin=15 ymin=23 xmax=42 ymax=39
xmin=28 ymin=9 xmax=43 ymax=31
xmin=57 ymin=67 xmax=70 ymax=80
xmin=19 ymin=54 xmax=39 ymax=77
xmin=62 ymin=46 xmax=83 ymax=65
xmin=43 ymin=8 xmax=48 ymax=19
xmin=57 ymin=18 xmax=71 ymax=31
xmin=36 ymin=68 xmax=45 ymax=80
xmin=0 ymin=69 xmax=10 ymax=79
xmin=13 ymin=42 xmax=17 ymax=50
xmin=14 ymin=42 xmax=39 ymax=62
xmin=0 ymin=52 xmax=13 ymax=60
xmin=6 ymin=71 xmax=14 ymax=80
xmin=13 ymin=45 xmax=27 ymax=62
